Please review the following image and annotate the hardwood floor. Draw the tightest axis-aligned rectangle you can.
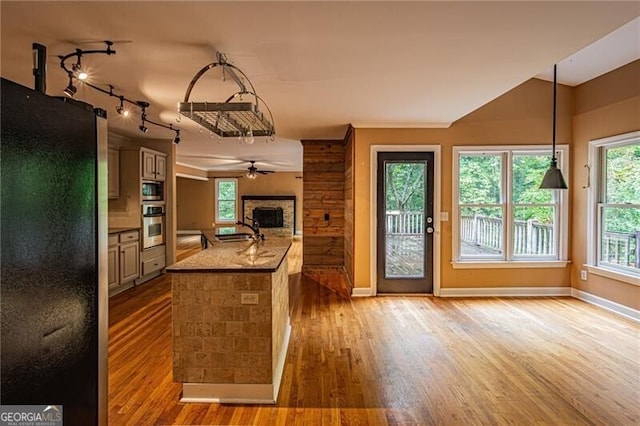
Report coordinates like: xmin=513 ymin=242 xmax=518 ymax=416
xmin=108 ymin=236 xmax=639 ymax=425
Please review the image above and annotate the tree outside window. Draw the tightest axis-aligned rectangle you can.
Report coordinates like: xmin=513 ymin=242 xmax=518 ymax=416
xmin=598 ymin=142 xmax=640 ymax=274
xmin=454 ymin=146 xmax=568 ymax=263
xmin=215 ymin=178 xmax=237 ymax=223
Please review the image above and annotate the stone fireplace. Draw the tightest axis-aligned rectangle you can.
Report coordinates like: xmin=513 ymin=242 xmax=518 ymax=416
xmin=242 ymin=195 xmax=296 ymax=237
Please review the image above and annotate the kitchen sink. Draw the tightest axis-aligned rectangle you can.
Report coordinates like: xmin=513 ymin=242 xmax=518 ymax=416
xmin=214 ymin=232 xmax=254 ymax=242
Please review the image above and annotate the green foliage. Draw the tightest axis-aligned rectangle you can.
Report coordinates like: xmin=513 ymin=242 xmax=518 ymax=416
xmin=217 ymin=180 xmax=237 ymax=221
xmin=459 ymin=153 xmax=554 ymax=223
xmin=604 ymin=143 xmax=640 ymax=233
xmin=385 ymin=162 xmax=424 ymax=211
xmin=218 ymin=181 xmax=236 ymax=200
xmin=459 ymin=155 xmax=501 ymax=204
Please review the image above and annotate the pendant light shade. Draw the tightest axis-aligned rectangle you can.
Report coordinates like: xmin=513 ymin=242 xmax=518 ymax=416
xmin=539 ymin=64 xmax=568 ymax=190
xmin=540 ymin=159 xmax=568 ymax=189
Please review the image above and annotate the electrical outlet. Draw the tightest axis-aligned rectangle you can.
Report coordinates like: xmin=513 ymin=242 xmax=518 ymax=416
xmin=580 ymin=270 xmax=588 ymax=281
xmin=240 ymin=293 xmax=259 ymax=305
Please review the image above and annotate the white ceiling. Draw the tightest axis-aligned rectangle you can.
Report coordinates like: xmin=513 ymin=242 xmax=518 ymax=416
xmin=2 ymin=2 xmax=639 ymax=172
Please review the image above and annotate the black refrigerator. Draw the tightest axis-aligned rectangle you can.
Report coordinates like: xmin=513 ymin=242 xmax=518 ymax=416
xmin=1 ymin=78 xmax=108 ymax=425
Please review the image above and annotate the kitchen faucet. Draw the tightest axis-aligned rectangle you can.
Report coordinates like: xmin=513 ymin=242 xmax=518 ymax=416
xmin=236 ymin=217 xmax=264 ymax=241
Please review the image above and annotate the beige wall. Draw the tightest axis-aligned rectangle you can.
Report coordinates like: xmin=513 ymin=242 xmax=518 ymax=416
xmin=177 ymin=172 xmax=303 ymax=233
xmin=176 ymin=177 xmax=215 ymax=230
xmin=353 ymin=78 xmax=574 ymax=290
xmin=571 ymin=60 xmax=640 ymax=310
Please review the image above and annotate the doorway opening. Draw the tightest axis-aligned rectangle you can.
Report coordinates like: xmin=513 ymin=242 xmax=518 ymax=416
xmin=370 ymin=146 xmax=441 ymax=295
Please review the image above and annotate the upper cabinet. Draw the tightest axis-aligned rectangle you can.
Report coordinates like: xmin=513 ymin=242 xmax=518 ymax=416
xmin=142 ymin=149 xmax=167 ymax=181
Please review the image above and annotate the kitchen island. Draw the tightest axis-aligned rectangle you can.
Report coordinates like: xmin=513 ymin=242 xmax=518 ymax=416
xmin=166 ymin=236 xmax=292 ymax=404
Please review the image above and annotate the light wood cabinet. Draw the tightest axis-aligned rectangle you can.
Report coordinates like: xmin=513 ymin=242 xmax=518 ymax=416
xmin=120 ymin=241 xmax=140 ymax=283
xmin=141 ymin=244 xmax=166 ymax=276
xmin=108 ymin=147 xmax=120 ymax=198
xmin=155 ymin=155 xmax=167 ymax=181
xmin=108 ymin=229 xmax=140 ymax=296
xmin=141 ymin=149 xmax=166 ymax=181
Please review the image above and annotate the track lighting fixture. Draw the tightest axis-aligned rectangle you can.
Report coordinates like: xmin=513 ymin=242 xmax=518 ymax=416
xmin=139 ymin=109 xmax=149 ymax=133
xmin=56 ymin=41 xmax=181 ymax=139
xmin=63 ymin=76 xmax=77 ymax=97
xmin=116 ymin=96 xmax=130 ymax=117
xmin=72 ymin=61 xmax=88 ymax=81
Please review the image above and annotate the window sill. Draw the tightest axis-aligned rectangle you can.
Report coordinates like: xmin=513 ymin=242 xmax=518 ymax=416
xmin=585 ymin=265 xmax=640 ymax=287
xmin=452 ymin=261 xmax=570 ymax=269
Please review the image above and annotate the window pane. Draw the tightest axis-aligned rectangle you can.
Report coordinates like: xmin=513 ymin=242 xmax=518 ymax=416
xmin=600 ymin=206 xmax=640 ymax=270
xmin=513 ymin=206 xmax=555 ymax=256
xmin=218 ymin=181 xmax=236 ymax=201
xmin=460 ymin=206 xmax=503 ymax=257
xmin=459 ymin=155 xmax=502 ymax=204
xmin=218 ymin=200 xmax=236 ymax=221
xmin=385 ymin=162 xmax=425 ymax=212
xmin=605 ymin=144 xmax=640 ymax=204
xmin=512 ymin=154 xmax=553 ymax=204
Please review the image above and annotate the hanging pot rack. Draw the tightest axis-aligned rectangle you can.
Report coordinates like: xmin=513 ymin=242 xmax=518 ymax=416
xmin=179 ymin=52 xmax=275 ymax=139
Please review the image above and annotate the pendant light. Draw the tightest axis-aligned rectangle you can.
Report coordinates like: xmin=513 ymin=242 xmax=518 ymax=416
xmin=539 ymin=64 xmax=568 ymax=189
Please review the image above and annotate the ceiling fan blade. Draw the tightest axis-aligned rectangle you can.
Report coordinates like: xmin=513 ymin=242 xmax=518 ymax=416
xmin=257 ymin=170 xmax=275 ymax=174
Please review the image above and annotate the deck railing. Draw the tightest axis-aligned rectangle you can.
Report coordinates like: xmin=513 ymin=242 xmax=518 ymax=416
xmin=460 ymin=214 xmax=554 ymax=255
xmin=386 ymin=211 xmax=424 ymax=235
xmin=602 ymin=231 xmax=640 ymax=269
xmin=387 ymin=211 xmax=639 ymax=267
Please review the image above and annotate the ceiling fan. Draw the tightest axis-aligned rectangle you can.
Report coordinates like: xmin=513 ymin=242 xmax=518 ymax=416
xmin=246 ymin=161 xmax=275 ymax=179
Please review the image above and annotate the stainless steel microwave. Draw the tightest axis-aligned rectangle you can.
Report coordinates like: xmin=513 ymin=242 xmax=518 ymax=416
xmin=142 ymin=180 xmax=163 ymax=201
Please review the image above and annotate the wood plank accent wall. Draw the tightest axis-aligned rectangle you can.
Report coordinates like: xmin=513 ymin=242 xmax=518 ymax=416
xmin=343 ymin=126 xmax=355 ymax=288
xmin=301 ymin=140 xmax=345 ymax=267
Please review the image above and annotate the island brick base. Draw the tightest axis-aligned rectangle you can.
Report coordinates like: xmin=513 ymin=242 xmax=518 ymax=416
xmin=172 ymin=258 xmax=290 ymax=403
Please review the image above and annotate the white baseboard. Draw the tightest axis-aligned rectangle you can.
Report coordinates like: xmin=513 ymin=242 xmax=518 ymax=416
xmin=352 ymin=287 xmax=372 ymax=297
xmin=177 ymin=230 xmax=202 ymax=235
xmin=439 ymin=287 xmax=571 ymax=297
xmin=181 ymin=383 xmax=276 ymax=404
xmin=571 ymin=288 xmax=640 ymax=322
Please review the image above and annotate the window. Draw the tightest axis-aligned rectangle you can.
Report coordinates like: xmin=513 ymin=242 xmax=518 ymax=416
xmin=215 ymin=178 xmax=237 ymax=223
xmin=453 ymin=146 xmax=568 ymax=267
xmin=587 ymin=132 xmax=640 ymax=284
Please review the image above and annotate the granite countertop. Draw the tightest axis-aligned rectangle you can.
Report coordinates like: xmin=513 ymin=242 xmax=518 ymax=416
xmin=108 ymin=227 xmax=140 ymax=234
xmin=166 ymin=237 xmax=292 ymax=273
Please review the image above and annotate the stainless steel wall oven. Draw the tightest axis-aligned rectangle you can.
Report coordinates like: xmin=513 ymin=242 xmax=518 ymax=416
xmin=142 ymin=204 xmax=165 ymax=249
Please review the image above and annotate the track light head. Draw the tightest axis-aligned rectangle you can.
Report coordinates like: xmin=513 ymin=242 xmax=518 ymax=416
xmin=63 ymin=77 xmax=77 ymax=97
xmin=139 ymin=122 xmax=148 ymax=133
xmin=116 ymin=106 xmax=130 ymax=117
xmin=116 ymin=97 xmax=130 ymax=117
xmin=71 ymin=56 xmax=88 ymax=80
xmin=72 ymin=64 xmax=88 ymax=80
xmin=173 ymin=130 xmax=181 ymax=144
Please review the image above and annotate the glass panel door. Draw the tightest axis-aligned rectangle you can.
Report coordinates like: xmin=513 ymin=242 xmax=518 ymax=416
xmin=377 ymin=152 xmax=434 ymax=293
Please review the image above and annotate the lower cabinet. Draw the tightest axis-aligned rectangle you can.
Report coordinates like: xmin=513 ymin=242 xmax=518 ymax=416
xmin=138 ymin=244 xmax=166 ymax=283
xmin=108 ymin=230 xmax=140 ymax=297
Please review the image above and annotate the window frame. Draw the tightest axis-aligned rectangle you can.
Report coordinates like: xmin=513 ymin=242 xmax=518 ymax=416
xmin=214 ymin=178 xmax=238 ymax=224
xmin=586 ymin=131 xmax=640 ymax=286
xmin=452 ymin=145 xmax=569 ymax=268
